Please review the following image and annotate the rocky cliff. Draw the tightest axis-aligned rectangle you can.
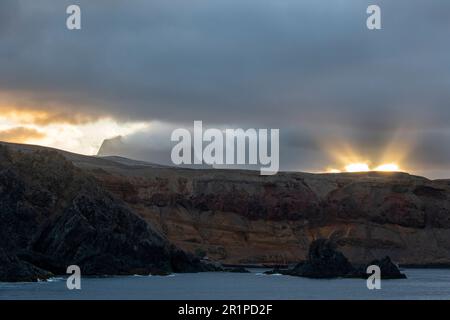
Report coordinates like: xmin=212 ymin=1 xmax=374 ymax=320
xmin=2 ymin=142 xmax=450 ymax=269
xmin=0 ymin=145 xmax=207 ymax=282
xmin=87 ymin=162 xmax=450 ymax=266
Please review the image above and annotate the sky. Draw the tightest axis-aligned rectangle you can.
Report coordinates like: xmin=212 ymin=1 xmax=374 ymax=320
xmin=0 ymin=0 xmax=449 ymax=178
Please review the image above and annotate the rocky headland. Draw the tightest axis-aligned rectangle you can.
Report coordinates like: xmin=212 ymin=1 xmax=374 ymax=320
xmin=1 ymin=141 xmax=450 ymax=281
xmin=0 ymin=145 xmax=211 ymax=282
xmin=83 ymin=154 xmax=450 ymax=267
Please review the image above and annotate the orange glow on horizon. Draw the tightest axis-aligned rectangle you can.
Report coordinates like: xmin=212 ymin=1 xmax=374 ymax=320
xmin=325 ymin=162 xmax=402 ymax=173
xmin=0 ymin=104 xmax=150 ymax=155
xmin=374 ymin=163 xmax=400 ymax=172
xmin=345 ymin=163 xmax=370 ymax=172
xmin=319 ymin=130 xmax=412 ymax=174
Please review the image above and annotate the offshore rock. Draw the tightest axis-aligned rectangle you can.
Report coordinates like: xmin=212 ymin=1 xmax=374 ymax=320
xmin=266 ymin=239 xmax=406 ymax=279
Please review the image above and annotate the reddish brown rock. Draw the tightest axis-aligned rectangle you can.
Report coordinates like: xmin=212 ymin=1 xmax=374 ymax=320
xmin=3 ymin=141 xmax=450 ymax=267
xmin=83 ymin=161 xmax=450 ymax=266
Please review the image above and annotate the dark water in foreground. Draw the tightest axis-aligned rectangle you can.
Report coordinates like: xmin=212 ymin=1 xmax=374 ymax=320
xmin=1 ymin=269 xmax=449 ymax=300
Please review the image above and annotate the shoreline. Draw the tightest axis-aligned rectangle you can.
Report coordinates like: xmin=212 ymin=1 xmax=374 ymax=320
xmin=3 ymin=265 xmax=450 ymax=285
xmin=223 ymin=263 xmax=450 ymax=270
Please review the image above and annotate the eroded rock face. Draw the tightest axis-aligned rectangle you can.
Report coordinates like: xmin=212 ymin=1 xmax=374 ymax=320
xmin=89 ymin=167 xmax=450 ymax=267
xmin=0 ymin=146 xmax=206 ymax=281
xmin=2 ymin=142 xmax=450 ymax=268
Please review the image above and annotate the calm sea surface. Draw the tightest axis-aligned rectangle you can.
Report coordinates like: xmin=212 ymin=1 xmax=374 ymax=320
xmin=1 ymin=269 xmax=449 ymax=300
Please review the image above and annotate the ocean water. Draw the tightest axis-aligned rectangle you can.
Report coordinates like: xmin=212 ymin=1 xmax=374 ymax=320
xmin=1 ymin=269 xmax=449 ymax=300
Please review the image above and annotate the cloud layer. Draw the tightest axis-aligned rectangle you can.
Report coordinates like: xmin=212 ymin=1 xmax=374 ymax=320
xmin=1 ymin=0 xmax=450 ymax=177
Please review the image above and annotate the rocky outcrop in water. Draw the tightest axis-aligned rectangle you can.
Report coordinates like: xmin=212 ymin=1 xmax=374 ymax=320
xmin=224 ymin=267 xmax=251 ymax=273
xmin=287 ymin=239 xmax=354 ymax=278
xmin=265 ymin=239 xmax=406 ymax=279
xmin=361 ymin=256 xmax=407 ymax=279
xmin=0 ymin=146 xmax=209 ymax=282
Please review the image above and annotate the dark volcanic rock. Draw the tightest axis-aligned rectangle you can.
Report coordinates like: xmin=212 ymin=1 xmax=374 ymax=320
xmin=0 ymin=248 xmax=53 ymax=282
xmin=0 ymin=146 xmax=206 ymax=281
xmin=224 ymin=267 xmax=251 ymax=273
xmin=170 ymin=247 xmax=215 ymax=273
xmin=365 ymin=256 xmax=407 ymax=279
xmin=265 ymin=239 xmax=406 ymax=279
xmin=288 ymin=239 xmax=354 ymax=278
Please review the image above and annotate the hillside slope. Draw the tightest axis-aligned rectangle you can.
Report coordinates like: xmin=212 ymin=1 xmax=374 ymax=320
xmin=0 ymin=145 xmax=206 ymax=282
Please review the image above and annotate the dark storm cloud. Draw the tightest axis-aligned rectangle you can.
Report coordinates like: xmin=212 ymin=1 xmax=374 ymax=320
xmin=1 ymin=0 xmax=450 ymax=177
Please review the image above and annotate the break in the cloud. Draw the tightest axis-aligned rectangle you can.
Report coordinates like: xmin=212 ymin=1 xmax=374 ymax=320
xmin=0 ymin=0 xmax=449 ymax=177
